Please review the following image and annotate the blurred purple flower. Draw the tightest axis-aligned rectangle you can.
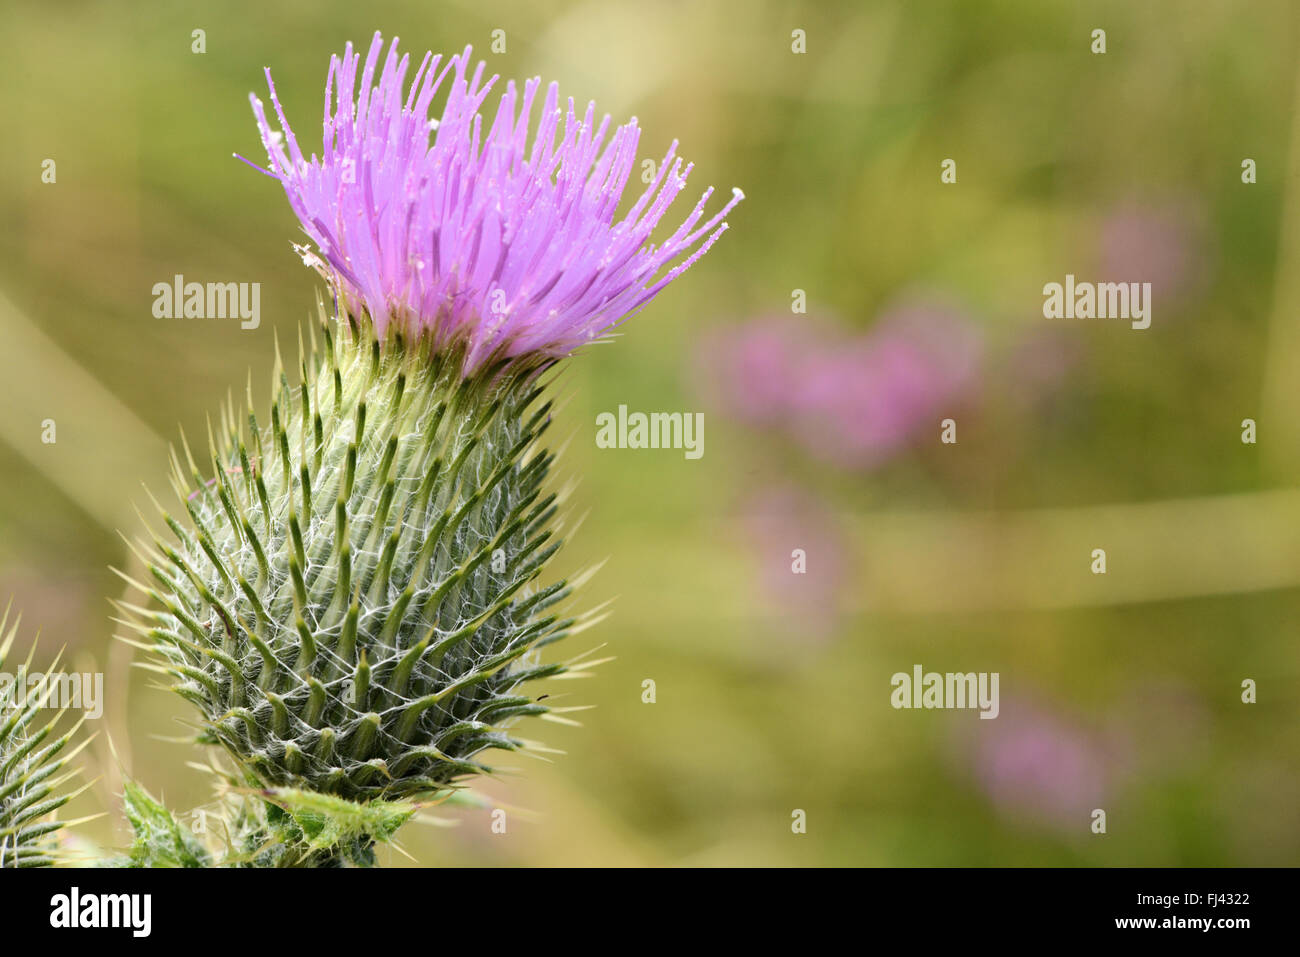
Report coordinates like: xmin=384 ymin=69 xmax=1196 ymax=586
xmin=699 ymin=318 xmax=825 ymax=425
xmin=697 ymin=300 xmax=982 ymax=469
xmin=959 ymin=697 xmax=1123 ymax=829
xmin=1004 ymin=326 xmax=1081 ymax=413
xmin=246 ymin=32 xmax=742 ymax=373
xmin=739 ymin=485 xmax=849 ymax=641
xmin=1098 ymin=201 xmax=1207 ymax=301
xmin=798 ymin=304 xmax=981 ymax=468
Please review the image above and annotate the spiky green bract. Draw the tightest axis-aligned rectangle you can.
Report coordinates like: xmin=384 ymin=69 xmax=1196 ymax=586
xmin=110 ymin=773 xmax=401 ymax=867
xmin=116 ymin=779 xmax=212 ymax=868
xmin=253 ymin=787 xmax=417 ymax=867
xmin=0 ymin=610 xmax=87 ymax=868
xmin=123 ymin=312 xmax=578 ymax=805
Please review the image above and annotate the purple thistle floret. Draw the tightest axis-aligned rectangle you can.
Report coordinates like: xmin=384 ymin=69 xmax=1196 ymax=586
xmin=246 ymin=32 xmax=743 ymax=372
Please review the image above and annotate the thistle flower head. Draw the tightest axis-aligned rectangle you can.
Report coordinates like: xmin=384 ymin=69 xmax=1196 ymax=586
xmin=128 ymin=34 xmax=738 ymax=852
xmin=248 ymin=32 xmax=742 ymax=373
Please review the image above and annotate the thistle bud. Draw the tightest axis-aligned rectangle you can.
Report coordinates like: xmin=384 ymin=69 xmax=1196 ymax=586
xmin=0 ymin=609 xmax=85 ymax=868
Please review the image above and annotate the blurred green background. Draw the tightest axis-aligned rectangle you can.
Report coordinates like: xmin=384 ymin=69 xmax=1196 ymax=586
xmin=1 ymin=0 xmax=1297 ymax=865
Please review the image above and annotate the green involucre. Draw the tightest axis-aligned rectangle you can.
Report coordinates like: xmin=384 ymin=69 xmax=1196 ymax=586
xmin=125 ymin=316 xmax=582 ymax=802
